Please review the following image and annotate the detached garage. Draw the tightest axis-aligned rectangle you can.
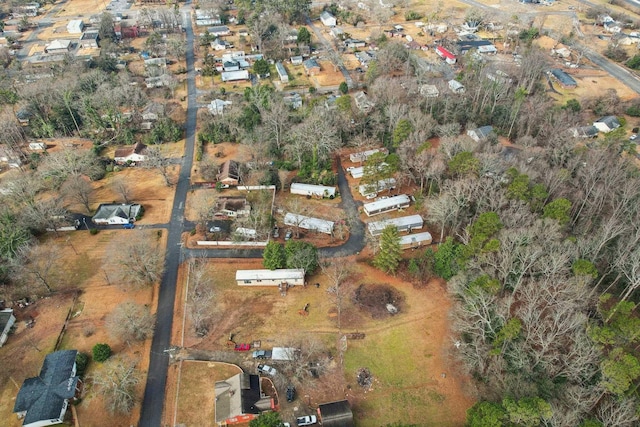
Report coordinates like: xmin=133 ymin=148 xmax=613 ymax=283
xmin=318 ymin=400 xmax=354 ymax=427
xmin=236 ymin=269 xmax=305 ymax=286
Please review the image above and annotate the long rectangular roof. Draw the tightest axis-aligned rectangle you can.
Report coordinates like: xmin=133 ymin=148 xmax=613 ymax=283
xmin=284 ymin=213 xmax=335 ymax=233
xmin=236 ymin=269 xmax=305 ymax=281
xmin=399 ymin=232 xmax=432 ymax=246
xmin=290 ymin=183 xmax=336 ymax=197
xmin=363 ymin=195 xmax=410 ymax=212
xmin=367 ymin=214 xmax=423 ymax=234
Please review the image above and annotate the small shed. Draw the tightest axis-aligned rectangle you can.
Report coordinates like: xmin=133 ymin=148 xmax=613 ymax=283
xmin=290 ymin=183 xmax=336 ymax=198
xmin=318 ymin=400 xmax=354 ymax=427
xmin=419 ymin=84 xmax=439 ymax=98
xmin=291 ymin=56 xmax=303 ymax=65
xmin=363 ymin=195 xmax=410 ymax=216
xmin=549 ymin=69 xmax=577 ymax=89
xmin=79 ymin=31 xmax=99 ymax=48
xmin=236 ymin=269 xmax=305 ymax=286
xmin=320 ymin=11 xmax=337 ymax=27
xmin=284 ymin=213 xmax=335 ymax=234
xmin=367 ymin=214 xmax=424 ymax=236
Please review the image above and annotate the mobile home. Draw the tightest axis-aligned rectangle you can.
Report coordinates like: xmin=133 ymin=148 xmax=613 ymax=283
xmin=398 ymin=232 xmax=432 ymax=249
xmin=358 ymin=178 xmax=397 ymax=197
xmin=290 ymin=183 xmax=337 ymax=198
xmin=367 ymin=214 xmax=424 ymax=236
xmin=363 ymin=195 xmax=411 ymax=216
xmin=284 ymin=213 xmax=335 ymax=234
xmin=236 ymin=269 xmax=305 ymax=286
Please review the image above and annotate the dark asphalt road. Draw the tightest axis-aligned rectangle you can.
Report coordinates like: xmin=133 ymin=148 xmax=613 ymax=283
xmin=138 ymin=1 xmax=197 ymax=425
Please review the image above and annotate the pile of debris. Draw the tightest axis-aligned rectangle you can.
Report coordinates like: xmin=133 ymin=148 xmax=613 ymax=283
xmin=357 ymin=367 xmax=373 ymax=390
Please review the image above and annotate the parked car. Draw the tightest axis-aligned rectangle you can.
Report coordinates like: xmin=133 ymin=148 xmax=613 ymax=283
xmin=210 ymin=226 xmax=222 ymax=233
xmin=123 ymin=223 xmax=135 ymax=229
xmin=286 ymin=385 xmax=296 ymax=402
xmin=273 ymin=227 xmax=280 ymax=238
xmin=296 ymin=415 xmax=317 ymax=426
xmin=252 ymin=350 xmax=272 ymax=359
xmin=630 ymin=134 xmax=638 ymax=141
xmin=284 ymin=230 xmax=293 ymax=240
xmin=257 ymin=364 xmax=277 ymax=376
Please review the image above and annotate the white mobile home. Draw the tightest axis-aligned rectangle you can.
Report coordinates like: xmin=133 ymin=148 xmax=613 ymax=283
xmin=358 ymin=178 xmax=397 ymax=197
xmin=236 ymin=269 xmax=305 ymax=286
xmin=367 ymin=214 xmax=424 ymax=236
xmin=235 ymin=227 xmax=257 ymax=239
xmin=320 ymin=11 xmax=337 ymax=27
xmin=290 ymin=183 xmax=337 ymax=198
xmin=276 ymin=62 xmax=289 ymax=83
xmin=398 ymin=232 xmax=432 ymax=249
xmin=221 ymin=70 xmax=250 ymax=82
xmin=363 ymin=194 xmax=411 ymax=216
xmin=349 ymin=148 xmax=388 ymax=163
xmin=349 ymin=166 xmax=364 ymax=179
xmin=284 ymin=213 xmax=335 ymax=234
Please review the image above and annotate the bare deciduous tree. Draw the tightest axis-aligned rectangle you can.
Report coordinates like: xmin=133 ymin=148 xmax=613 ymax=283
xmin=92 ymin=356 xmax=140 ymax=415
xmin=62 ymin=177 xmax=94 ymax=213
xmin=11 ymin=243 xmax=63 ymax=294
xmin=112 ymin=176 xmax=133 ymax=204
xmin=105 ymin=301 xmax=155 ymax=344
xmin=108 ymin=231 xmax=164 ymax=288
xmin=187 ymin=258 xmax=215 ymax=337
xmin=144 ymin=147 xmax=174 ymax=187
xmin=321 ymin=259 xmax=352 ymax=331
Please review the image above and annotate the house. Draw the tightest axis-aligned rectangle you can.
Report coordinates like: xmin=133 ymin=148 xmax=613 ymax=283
xmin=92 ymin=204 xmax=141 ymax=225
xmin=320 ymin=11 xmax=337 ymax=27
xmin=284 ymin=213 xmax=335 ymax=234
xmin=283 ymin=92 xmax=303 ymax=109
xmin=13 ymin=2 xmax=40 ymax=16
xmin=344 ymin=39 xmax=366 ymax=49
xmin=353 ymin=91 xmax=374 ymax=112
xmin=457 ymin=40 xmax=497 ymax=54
xmin=303 ymin=58 xmax=321 ymax=75
xmin=208 ymin=25 xmax=231 ymax=37
xmin=467 ymin=125 xmax=494 ymax=142
xmin=448 ymin=79 xmax=465 ymax=94
xmin=399 ymin=232 xmax=433 ymax=249
xmin=384 ymin=28 xmax=404 ymax=38
xmin=221 ymin=70 xmax=250 ymax=82
xmin=212 ymin=38 xmax=229 ymax=50
xmin=215 ymin=373 xmax=273 ymax=425
xmin=549 ymin=68 xmax=577 ymax=89
xmin=435 ymin=46 xmax=456 ymax=64
xmin=235 ymin=269 xmax=305 ymax=286
xmin=208 ymin=99 xmax=233 ymax=115
xmin=349 ymin=148 xmax=387 ymax=163
xmin=275 ymin=62 xmax=289 ymax=83
xmin=358 ymin=178 xmax=397 ymax=197
xmin=593 ymin=116 xmax=621 ymax=133
xmin=14 ymin=350 xmax=80 ymax=427
xmin=16 ymin=108 xmax=33 ymax=125
xmin=571 ymin=125 xmax=599 ymax=138
xmin=291 ymin=56 xmax=303 ymax=65
xmin=604 ymin=20 xmax=622 ymax=33
xmin=419 ymin=84 xmax=439 ymax=98
xmin=217 ymin=160 xmax=241 ymax=185
xmin=114 ymin=142 xmax=147 ymax=164
xmin=367 ymin=214 xmax=424 ymax=236
xmin=195 ymin=10 xmax=221 ymax=26
xmin=290 ymin=183 xmax=337 ymax=198
xmin=44 ymin=40 xmax=72 ymax=54
xmin=145 ymin=75 xmax=173 ymax=88
xmin=222 ymin=51 xmax=246 ymax=62
xmin=330 ymin=27 xmax=344 ymax=38
xmin=325 ymin=94 xmax=340 ymax=110
xmin=79 ymin=31 xmax=99 ymax=49
xmin=214 ymin=197 xmax=251 ymax=218
xmin=363 ymin=194 xmax=411 ymax=216
xmin=355 ymin=50 xmax=376 ymax=67
xmin=67 ymin=19 xmax=84 ymax=34
xmin=0 ymin=309 xmax=16 ymax=347
xmin=142 ymin=102 xmax=164 ymax=121
xmin=223 ymin=61 xmax=240 ymax=72
xmin=318 ymin=400 xmax=354 ymax=427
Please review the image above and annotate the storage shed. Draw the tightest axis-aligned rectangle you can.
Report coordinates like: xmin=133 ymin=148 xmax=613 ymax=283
xmin=318 ymin=400 xmax=354 ymax=427
xmin=67 ymin=19 xmax=84 ymax=34
xmin=236 ymin=269 xmax=305 ymax=286
xmin=367 ymin=214 xmax=424 ymax=236
xmin=320 ymin=11 xmax=337 ymax=27
xmin=290 ymin=183 xmax=336 ymax=198
xmin=284 ymin=213 xmax=335 ymax=234
xmin=363 ymin=195 xmax=411 ymax=216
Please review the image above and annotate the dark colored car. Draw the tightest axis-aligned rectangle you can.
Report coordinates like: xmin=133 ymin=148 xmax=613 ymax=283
xmin=286 ymin=385 xmax=296 ymax=402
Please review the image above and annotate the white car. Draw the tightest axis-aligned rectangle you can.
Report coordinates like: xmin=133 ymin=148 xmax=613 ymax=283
xmin=209 ymin=226 xmax=222 ymax=233
xmin=296 ymin=415 xmax=317 ymax=426
xmin=257 ymin=364 xmax=277 ymax=376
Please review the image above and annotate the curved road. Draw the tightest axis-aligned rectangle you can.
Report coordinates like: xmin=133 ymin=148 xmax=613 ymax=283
xmin=138 ymin=4 xmax=364 ymax=425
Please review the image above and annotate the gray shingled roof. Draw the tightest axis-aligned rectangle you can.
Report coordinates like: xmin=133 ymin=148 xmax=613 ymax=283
xmin=14 ymin=350 xmax=78 ymax=425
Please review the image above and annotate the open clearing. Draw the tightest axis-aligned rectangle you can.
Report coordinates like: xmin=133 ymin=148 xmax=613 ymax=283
xmin=167 ymin=256 xmax=474 ymax=425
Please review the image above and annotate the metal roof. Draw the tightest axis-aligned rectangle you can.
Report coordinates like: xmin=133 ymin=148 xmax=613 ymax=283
xmin=363 ymin=195 xmax=410 ymax=213
xmin=399 ymin=232 xmax=432 ymax=246
xmin=367 ymin=214 xmax=424 ymax=234
xmin=284 ymin=213 xmax=335 ymax=234
xmin=235 ymin=269 xmax=305 ymax=281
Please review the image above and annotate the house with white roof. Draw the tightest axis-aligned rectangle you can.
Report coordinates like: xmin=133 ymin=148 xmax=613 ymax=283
xmin=284 ymin=213 xmax=335 ymax=234
xmin=67 ymin=19 xmax=84 ymax=34
xmin=367 ymin=214 xmax=424 ymax=236
xmin=363 ymin=195 xmax=411 ymax=216
xmin=320 ymin=11 xmax=337 ymax=27
xmin=236 ymin=269 xmax=305 ymax=286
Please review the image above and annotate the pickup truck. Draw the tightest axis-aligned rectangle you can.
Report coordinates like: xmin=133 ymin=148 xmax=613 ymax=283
xmin=252 ymin=350 xmax=272 ymax=359
xmin=257 ymin=364 xmax=277 ymax=376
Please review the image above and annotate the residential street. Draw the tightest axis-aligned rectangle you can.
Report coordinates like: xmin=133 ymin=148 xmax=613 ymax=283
xmin=138 ymin=5 xmax=365 ymax=425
